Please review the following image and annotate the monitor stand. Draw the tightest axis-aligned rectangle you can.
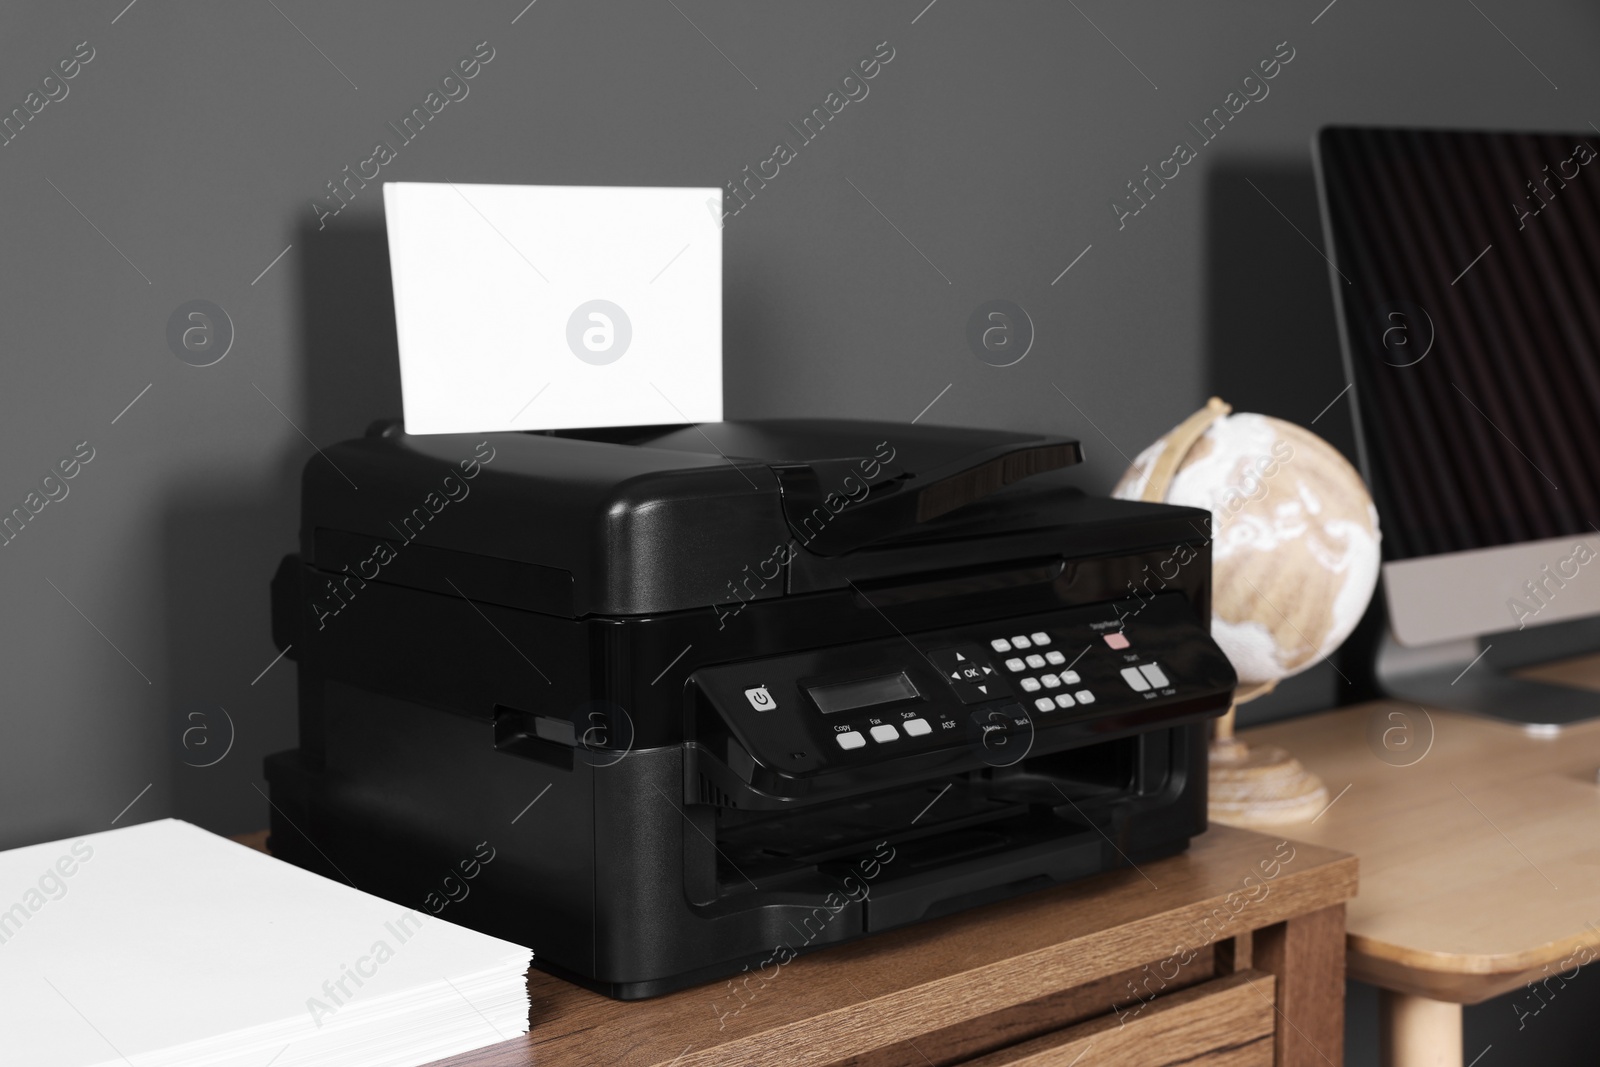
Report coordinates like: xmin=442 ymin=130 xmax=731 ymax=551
xmin=1377 ymin=632 xmax=1600 ymax=735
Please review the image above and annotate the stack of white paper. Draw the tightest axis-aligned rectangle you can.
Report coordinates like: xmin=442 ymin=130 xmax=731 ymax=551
xmin=0 ymin=819 xmax=531 ymax=1067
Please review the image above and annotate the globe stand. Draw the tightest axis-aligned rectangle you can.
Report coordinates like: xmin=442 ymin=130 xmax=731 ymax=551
xmin=1208 ymin=681 xmax=1329 ymax=827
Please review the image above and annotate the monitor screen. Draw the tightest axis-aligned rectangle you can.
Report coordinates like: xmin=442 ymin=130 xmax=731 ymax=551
xmin=1318 ymin=126 xmax=1600 ymax=563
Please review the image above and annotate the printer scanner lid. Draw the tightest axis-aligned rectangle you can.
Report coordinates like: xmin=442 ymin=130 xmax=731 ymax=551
xmin=300 ymin=419 xmax=1193 ymax=617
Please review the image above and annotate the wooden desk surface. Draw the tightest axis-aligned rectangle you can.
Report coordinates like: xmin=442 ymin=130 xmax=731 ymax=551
xmin=423 ymin=825 xmax=1354 ymax=1067
xmin=1244 ymin=689 xmax=1600 ymax=1003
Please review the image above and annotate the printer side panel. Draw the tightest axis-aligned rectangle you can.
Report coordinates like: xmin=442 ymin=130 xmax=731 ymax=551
xmin=266 ymin=678 xmax=603 ymax=978
xmin=268 ymin=553 xmax=609 ymax=978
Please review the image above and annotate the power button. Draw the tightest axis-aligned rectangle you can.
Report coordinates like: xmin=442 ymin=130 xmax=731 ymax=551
xmin=744 ymin=686 xmax=777 ymax=712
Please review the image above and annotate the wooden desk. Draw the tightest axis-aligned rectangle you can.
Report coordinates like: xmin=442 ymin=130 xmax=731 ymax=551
xmin=1244 ymin=684 xmax=1600 ymax=1067
xmin=402 ymin=825 xmax=1354 ymax=1067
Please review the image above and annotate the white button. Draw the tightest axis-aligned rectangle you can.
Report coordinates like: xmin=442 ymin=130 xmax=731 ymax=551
xmin=1045 ymin=650 xmax=1066 ymax=665
xmin=1059 ymin=670 xmax=1081 ymax=685
xmin=1025 ymin=654 xmax=1046 ymax=668
xmin=990 ymin=638 xmax=1012 ymax=653
xmin=1011 ymin=635 xmax=1032 ymax=648
xmin=1040 ymin=674 xmax=1060 ymax=689
xmin=870 ymin=724 xmax=900 ymax=743
xmin=1054 ymin=693 xmax=1076 ymax=709
xmin=744 ymin=686 xmax=777 ymax=711
xmin=1121 ymin=667 xmax=1150 ymax=691
xmin=1030 ymin=631 xmax=1051 ymax=645
xmin=1075 ymin=689 xmax=1095 ymax=704
xmin=903 ymin=718 xmax=932 ymax=737
xmin=1005 ymin=657 xmax=1026 ymax=672
xmin=1034 ymin=697 xmax=1055 ymax=712
xmin=836 ymin=731 xmax=866 ymax=750
xmin=1140 ymin=663 xmax=1170 ymax=688
xmin=1020 ymin=677 xmax=1041 ymax=692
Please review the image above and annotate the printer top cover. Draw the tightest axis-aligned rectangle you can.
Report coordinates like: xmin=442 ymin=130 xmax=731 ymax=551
xmin=296 ymin=418 xmax=1210 ymax=619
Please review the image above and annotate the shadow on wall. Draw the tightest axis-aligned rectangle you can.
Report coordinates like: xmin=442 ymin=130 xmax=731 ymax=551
xmin=161 ymin=484 xmax=300 ymax=837
xmin=1202 ymin=159 xmax=1371 ymax=723
xmin=159 ymin=222 xmax=406 ymax=836
xmin=1203 ymin=160 xmax=1355 ymax=460
xmin=293 ymin=217 xmax=404 ymax=444
xmin=720 ymin=240 xmax=768 ymax=420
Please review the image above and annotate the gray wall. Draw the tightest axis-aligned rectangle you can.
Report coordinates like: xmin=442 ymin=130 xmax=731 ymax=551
xmin=2 ymin=2 xmax=1595 ymax=1060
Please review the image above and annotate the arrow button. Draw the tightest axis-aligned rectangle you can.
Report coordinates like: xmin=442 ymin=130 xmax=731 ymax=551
xmin=927 ymin=645 xmax=1013 ymax=704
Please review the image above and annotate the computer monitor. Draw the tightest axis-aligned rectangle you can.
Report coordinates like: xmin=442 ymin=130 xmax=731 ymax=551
xmin=1314 ymin=125 xmax=1600 ymax=728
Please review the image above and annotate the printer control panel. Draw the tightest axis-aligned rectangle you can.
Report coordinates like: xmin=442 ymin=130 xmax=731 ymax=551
xmin=688 ymin=591 xmax=1235 ymax=798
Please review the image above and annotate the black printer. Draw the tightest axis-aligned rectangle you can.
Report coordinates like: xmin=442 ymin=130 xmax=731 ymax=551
xmin=265 ymin=418 xmax=1235 ymax=999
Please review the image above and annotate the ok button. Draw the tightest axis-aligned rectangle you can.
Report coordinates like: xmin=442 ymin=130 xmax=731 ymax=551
xmin=743 ymin=686 xmax=777 ymax=711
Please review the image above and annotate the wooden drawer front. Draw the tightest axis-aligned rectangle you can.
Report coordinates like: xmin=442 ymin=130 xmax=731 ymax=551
xmin=958 ymin=970 xmax=1276 ymax=1067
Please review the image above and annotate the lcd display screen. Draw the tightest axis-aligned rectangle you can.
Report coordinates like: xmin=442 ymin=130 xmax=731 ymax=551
xmin=807 ymin=672 xmax=920 ymax=714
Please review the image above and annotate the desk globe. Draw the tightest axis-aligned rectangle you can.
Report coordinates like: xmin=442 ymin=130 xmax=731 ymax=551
xmin=1113 ymin=398 xmax=1381 ymax=826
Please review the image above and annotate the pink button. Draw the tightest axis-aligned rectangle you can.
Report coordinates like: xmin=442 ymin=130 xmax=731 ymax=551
xmin=1103 ymin=632 xmax=1130 ymax=649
